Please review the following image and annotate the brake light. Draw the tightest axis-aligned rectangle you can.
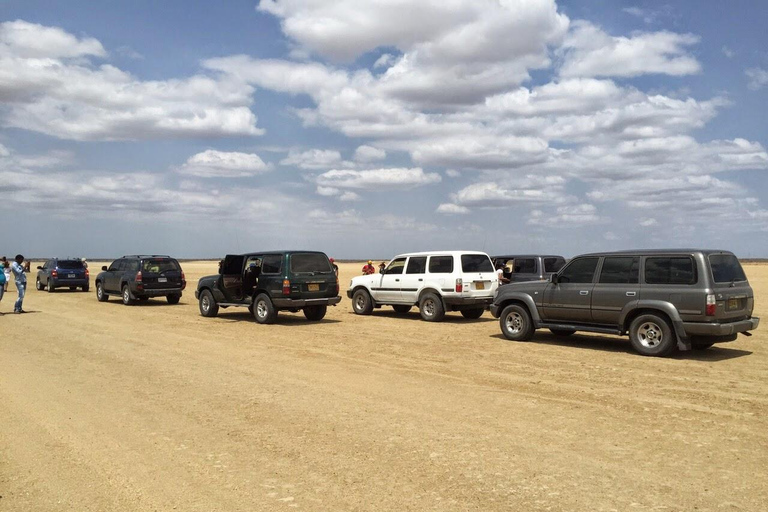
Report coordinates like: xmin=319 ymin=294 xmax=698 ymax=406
xmin=706 ymin=294 xmax=716 ymax=316
xmin=181 ymin=271 xmax=186 ymax=290
xmin=85 ymin=268 xmax=90 ymax=278
xmin=283 ymin=279 xmax=291 ymax=296
xmin=455 ymin=278 xmax=463 ymax=293
xmin=135 ymin=271 xmax=142 ymax=282
xmin=51 ymin=269 xmax=58 ymax=278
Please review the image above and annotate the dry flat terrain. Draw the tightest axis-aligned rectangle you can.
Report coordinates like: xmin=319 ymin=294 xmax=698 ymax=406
xmin=1 ymin=262 xmax=767 ymax=512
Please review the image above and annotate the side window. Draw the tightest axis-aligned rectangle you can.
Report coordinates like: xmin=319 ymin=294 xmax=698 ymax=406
xmin=514 ymin=258 xmax=536 ymax=274
xmin=428 ymin=256 xmax=454 ymax=274
xmin=126 ymin=260 xmax=140 ymax=272
xmin=544 ymin=257 xmax=565 ymax=273
xmin=108 ymin=259 xmax=122 ymax=272
xmin=406 ymin=256 xmax=427 ymax=274
xmin=385 ymin=258 xmax=407 ymax=275
xmin=261 ymin=254 xmax=282 ymax=274
xmin=599 ymin=257 xmax=640 ymax=284
xmin=558 ymin=257 xmax=599 ymax=284
xmin=645 ymin=257 xmax=697 ymax=285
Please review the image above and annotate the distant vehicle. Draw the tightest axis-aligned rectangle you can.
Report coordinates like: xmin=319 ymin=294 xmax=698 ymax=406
xmin=36 ymin=258 xmax=89 ymax=292
xmin=195 ymin=251 xmax=341 ymax=324
xmin=491 ymin=254 xmax=566 ymax=283
xmin=95 ymin=255 xmax=185 ymax=305
xmin=348 ymin=251 xmax=498 ymax=321
xmin=491 ymin=249 xmax=759 ymax=357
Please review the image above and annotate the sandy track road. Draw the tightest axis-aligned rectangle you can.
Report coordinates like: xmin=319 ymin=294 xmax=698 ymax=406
xmin=1 ymin=262 xmax=766 ymax=511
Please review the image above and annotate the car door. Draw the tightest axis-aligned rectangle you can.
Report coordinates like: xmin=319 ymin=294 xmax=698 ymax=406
xmin=105 ymin=259 xmax=124 ymax=292
xmin=591 ymin=256 xmax=640 ymax=325
xmin=375 ymin=257 xmax=407 ymax=302
xmin=220 ymin=254 xmax=246 ymax=302
xmin=542 ymin=256 xmax=599 ymax=322
xmin=39 ymin=259 xmax=51 ymax=285
xmin=400 ymin=256 xmax=427 ymax=304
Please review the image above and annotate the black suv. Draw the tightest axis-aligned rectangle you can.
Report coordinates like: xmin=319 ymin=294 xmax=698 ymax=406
xmin=491 ymin=249 xmax=759 ymax=357
xmin=195 ymin=251 xmax=341 ymax=323
xmin=492 ymin=254 xmax=566 ymax=283
xmin=95 ymin=255 xmax=186 ymax=305
xmin=36 ymin=258 xmax=89 ymax=292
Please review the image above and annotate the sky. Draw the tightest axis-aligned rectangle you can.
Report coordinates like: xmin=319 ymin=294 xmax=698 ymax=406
xmin=1 ymin=0 xmax=767 ymax=259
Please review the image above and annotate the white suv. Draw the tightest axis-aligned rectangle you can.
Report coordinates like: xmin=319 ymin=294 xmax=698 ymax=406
xmin=347 ymin=251 xmax=498 ymax=321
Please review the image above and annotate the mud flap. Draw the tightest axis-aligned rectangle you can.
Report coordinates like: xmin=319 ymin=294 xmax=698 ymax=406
xmin=673 ymin=320 xmax=691 ymax=351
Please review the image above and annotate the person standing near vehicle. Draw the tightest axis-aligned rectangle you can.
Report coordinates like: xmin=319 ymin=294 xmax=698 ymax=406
xmin=329 ymin=257 xmax=339 ymax=276
xmin=1 ymin=257 xmax=10 ymax=292
xmin=0 ymin=262 xmax=6 ymax=308
xmin=11 ymin=254 xmax=27 ymax=313
xmin=362 ymin=260 xmax=376 ymax=275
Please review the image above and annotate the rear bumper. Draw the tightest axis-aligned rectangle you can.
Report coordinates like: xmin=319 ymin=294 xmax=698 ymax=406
xmin=681 ymin=317 xmax=759 ymax=336
xmin=52 ymin=278 xmax=89 ymax=287
xmin=272 ymin=296 xmax=342 ymax=308
xmin=443 ymin=296 xmax=493 ymax=309
xmin=135 ymin=287 xmax=183 ymax=298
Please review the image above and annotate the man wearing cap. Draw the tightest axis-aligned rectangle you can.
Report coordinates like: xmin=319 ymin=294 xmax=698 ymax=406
xmin=11 ymin=254 xmax=27 ymax=313
xmin=362 ymin=260 xmax=376 ymax=275
xmin=329 ymin=257 xmax=339 ymax=276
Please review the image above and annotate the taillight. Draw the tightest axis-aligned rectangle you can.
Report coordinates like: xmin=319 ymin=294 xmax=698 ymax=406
xmin=455 ymin=278 xmax=463 ymax=292
xmin=706 ymin=294 xmax=716 ymax=316
xmin=181 ymin=271 xmax=186 ymax=290
xmin=136 ymin=271 xmax=143 ymax=289
xmin=85 ymin=268 xmax=90 ymax=278
xmin=283 ymin=279 xmax=291 ymax=295
xmin=51 ymin=269 xmax=58 ymax=278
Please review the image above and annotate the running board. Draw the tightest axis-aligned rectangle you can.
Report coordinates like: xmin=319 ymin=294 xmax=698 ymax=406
xmin=538 ymin=322 xmax=622 ymax=336
xmin=217 ymin=302 xmax=251 ymax=307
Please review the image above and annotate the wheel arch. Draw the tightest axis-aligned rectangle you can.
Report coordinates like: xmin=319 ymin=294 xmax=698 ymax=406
xmin=622 ymin=303 xmax=690 ymax=351
xmin=496 ymin=293 xmax=541 ymax=324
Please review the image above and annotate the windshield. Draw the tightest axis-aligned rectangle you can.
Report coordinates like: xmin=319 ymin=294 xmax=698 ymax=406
xmin=290 ymin=253 xmax=332 ymax=273
xmin=142 ymin=259 xmax=181 ymax=274
xmin=58 ymin=260 xmax=84 ymax=269
xmin=461 ymin=254 xmax=493 ymax=273
xmin=709 ymin=254 xmax=747 ymax=283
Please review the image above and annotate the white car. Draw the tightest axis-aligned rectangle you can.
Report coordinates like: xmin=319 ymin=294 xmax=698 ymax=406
xmin=347 ymin=251 xmax=498 ymax=321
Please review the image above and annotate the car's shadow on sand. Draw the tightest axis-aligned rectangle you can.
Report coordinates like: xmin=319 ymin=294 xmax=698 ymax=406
xmin=214 ymin=310 xmax=342 ymax=325
xmin=490 ymin=332 xmax=752 ymax=361
xmin=100 ymin=299 xmax=190 ymax=307
xmin=350 ymin=309 xmax=495 ymax=324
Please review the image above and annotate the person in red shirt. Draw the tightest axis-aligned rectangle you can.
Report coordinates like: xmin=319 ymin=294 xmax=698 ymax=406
xmin=362 ymin=260 xmax=376 ymax=275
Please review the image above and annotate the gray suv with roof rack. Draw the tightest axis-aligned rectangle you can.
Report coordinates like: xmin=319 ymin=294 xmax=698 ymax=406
xmin=491 ymin=249 xmax=759 ymax=357
xmin=492 ymin=254 xmax=566 ymax=283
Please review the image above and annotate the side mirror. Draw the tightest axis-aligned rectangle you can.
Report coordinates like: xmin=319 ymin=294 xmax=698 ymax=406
xmin=36 ymin=266 xmax=43 ymax=270
xmin=102 ymin=265 xmax=108 ymax=271
xmin=550 ymin=273 xmax=558 ymax=284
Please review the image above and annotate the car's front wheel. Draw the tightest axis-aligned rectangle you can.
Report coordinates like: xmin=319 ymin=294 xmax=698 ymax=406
xmin=253 ymin=293 xmax=277 ymax=324
xmin=304 ymin=305 xmax=327 ymax=321
xmin=352 ymin=289 xmax=374 ymax=315
xmin=199 ymin=290 xmax=219 ymax=317
xmin=499 ymin=304 xmax=534 ymax=341
xmin=629 ymin=313 xmax=676 ymax=357
xmin=96 ymin=282 xmax=109 ymax=302
xmin=166 ymin=294 xmax=181 ymax=305
xmin=419 ymin=293 xmax=445 ymax=322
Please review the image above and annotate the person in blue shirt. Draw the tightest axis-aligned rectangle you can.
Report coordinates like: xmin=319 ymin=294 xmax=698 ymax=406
xmin=11 ymin=254 xmax=27 ymax=314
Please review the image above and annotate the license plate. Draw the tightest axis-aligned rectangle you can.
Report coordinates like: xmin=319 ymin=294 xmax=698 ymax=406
xmin=475 ymin=282 xmax=485 ymax=290
xmin=727 ymin=298 xmax=739 ymax=310
xmin=68 ymin=274 xmax=76 ymax=278
xmin=308 ymin=284 xmax=319 ymax=292
xmin=158 ymin=277 xmax=168 ymax=283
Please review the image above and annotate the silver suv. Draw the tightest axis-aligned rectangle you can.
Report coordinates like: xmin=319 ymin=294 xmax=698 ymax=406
xmin=490 ymin=249 xmax=759 ymax=357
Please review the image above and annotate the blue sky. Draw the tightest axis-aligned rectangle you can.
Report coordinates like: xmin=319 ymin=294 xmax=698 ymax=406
xmin=1 ymin=0 xmax=766 ymax=259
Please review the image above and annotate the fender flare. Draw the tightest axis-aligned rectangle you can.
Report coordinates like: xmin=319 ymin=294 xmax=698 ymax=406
xmin=495 ymin=292 xmax=542 ymax=324
xmin=621 ymin=300 xmax=690 ymax=350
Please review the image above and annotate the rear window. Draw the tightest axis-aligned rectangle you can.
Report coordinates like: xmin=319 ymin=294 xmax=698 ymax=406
xmin=709 ymin=254 xmax=747 ymax=283
xmin=461 ymin=254 xmax=493 ymax=273
xmin=543 ymin=257 xmax=565 ymax=273
xmin=290 ymin=253 xmax=332 ymax=273
xmin=58 ymin=260 xmax=84 ymax=269
xmin=644 ymin=257 xmax=697 ymax=285
xmin=142 ymin=259 xmax=180 ymax=273
xmin=429 ymin=256 xmax=454 ymax=274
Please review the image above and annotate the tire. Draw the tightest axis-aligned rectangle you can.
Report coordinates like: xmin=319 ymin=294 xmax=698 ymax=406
xmin=419 ymin=293 xmax=445 ymax=322
xmin=549 ymin=328 xmax=576 ymax=336
xmin=36 ymin=277 xmax=43 ymax=291
xmin=499 ymin=304 xmax=534 ymax=341
xmin=199 ymin=289 xmax=219 ymax=317
xmin=96 ymin=282 xmax=109 ymax=302
xmin=121 ymin=285 xmax=134 ymax=306
xmin=629 ymin=313 xmax=677 ymax=357
xmin=82 ymin=285 xmax=89 ymax=292
xmin=303 ymin=305 xmax=327 ymax=321
xmin=253 ymin=293 xmax=277 ymax=324
xmin=47 ymin=279 xmax=55 ymax=293
xmin=69 ymin=286 xmax=76 ymax=291
xmin=460 ymin=308 xmax=485 ymax=320
xmin=166 ymin=294 xmax=181 ymax=305
xmin=392 ymin=305 xmax=412 ymax=314
xmin=352 ymin=289 xmax=374 ymax=315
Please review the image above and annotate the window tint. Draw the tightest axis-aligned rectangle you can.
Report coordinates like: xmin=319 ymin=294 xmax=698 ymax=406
xmin=544 ymin=257 xmax=565 ymax=273
xmin=126 ymin=260 xmax=140 ymax=272
xmin=221 ymin=255 xmax=244 ymax=275
xmin=262 ymin=254 xmax=283 ymax=274
xmin=109 ymin=259 xmax=123 ymax=272
xmin=645 ymin=257 xmax=697 ymax=285
xmin=406 ymin=256 xmax=427 ymax=274
xmin=461 ymin=254 xmax=493 ymax=273
xmin=709 ymin=254 xmax=747 ymax=283
xmin=290 ymin=253 xmax=332 ymax=273
xmin=142 ymin=258 xmax=179 ymax=273
xmin=513 ymin=258 xmax=536 ymax=274
xmin=58 ymin=259 xmax=84 ymax=270
xmin=428 ymin=255 xmax=454 ymax=274
xmin=558 ymin=257 xmax=598 ymax=284
xmin=599 ymin=257 xmax=639 ymax=284
xmin=385 ymin=258 xmax=406 ymax=275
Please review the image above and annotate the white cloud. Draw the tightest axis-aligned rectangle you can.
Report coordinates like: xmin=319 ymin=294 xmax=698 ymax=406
xmin=280 ymin=148 xmax=342 ymax=169
xmin=353 ymin=145 xmax=386 ymax=163
xmin=558 ymin=21 xmax=701 ymax=78
xmin=0 ymin=20 xmax=106 ymax=59
xmin=339 ymin=191 xmax=361 ymax=201
xmin=722 ymin=46 xmax=735 ymax=59
xmin=745 ymin=67 xmax=768 ymax=91
xmin=639 ymin=218 xmax=658 ymax=227
xmin=448 ymin=176 xmax=568 ymax=209
xmin=436 ymin=203 xmax=469 ymax=214
xmin=316 ymin=167 xmax=441 ymax=190
xmin=178 ymin=150 xmax=270 ymax=178
xmin=528 ymin=203 xmax=601 ymax=227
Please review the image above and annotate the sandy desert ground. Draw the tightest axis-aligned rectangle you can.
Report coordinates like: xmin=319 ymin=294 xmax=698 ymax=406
xmin=1 ymin=261 xmax=766 ymax=511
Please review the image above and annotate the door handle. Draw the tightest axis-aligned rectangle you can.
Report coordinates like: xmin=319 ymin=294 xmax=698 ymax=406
xmin=395 ymin=278 xmax=400 ymax=282
xmin=579 ymin=290 xmax=589 ymax=295
xmin=418 ymin=278 xmax=423 ymax=281
xmin=626 ymin=291 xmax=636 ymax=297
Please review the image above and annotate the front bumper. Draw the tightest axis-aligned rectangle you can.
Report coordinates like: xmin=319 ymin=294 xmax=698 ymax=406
xmin=681 ymin=317 xmax=759 ymax=336
xmin=272 ymin=296 xmax=342 ymax=308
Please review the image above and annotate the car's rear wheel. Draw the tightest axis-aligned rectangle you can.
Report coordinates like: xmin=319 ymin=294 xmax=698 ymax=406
xmin=122 ymin=285 xmax=134 ymax=306
xmin=96 ymin=282 xmax=109 ymax=302
xmin=392 ymin=305 xmax=411 ymax=314
xmin=499 ymin=304 xmax=534 ymax=341
xmin=549 ymin=328 xmax=576 ymax=336
xmin=629 ymin=313 xmax=676 ymax=357
xmin=47 ymin=278 xmax=55 ymax=292
xmin=460 ymin=308 xmax=485 ymax=319
xmin=352 ymin=289 xmax=374 ymax=315
xmin=166 ymin=294 xmax=181 ymax=305
xmin=304 ymin=305 xmax=327 ymax=321
xmin=36 ymin=277 xmax=43 ymax=291
xmin=419 ymin=293 xmax=445 ymax=322
xmin=253 ymin=293 xmax=277 ymax=324
xmin=82 ymin=285 xmax=89 ymax=292
xmin=199 ymin=290 xmax=219 ymax=317
xmin=69 ymin=286 xmax=76 ymax=291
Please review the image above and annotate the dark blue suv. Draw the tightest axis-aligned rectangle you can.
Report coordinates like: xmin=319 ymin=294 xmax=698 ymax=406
xmin=36 ymin=258 xmax=89 ymax=292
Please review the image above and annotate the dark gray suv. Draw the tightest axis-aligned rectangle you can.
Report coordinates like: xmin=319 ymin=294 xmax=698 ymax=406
xmin=492 ymin=254 xmax=566 ymax=283
xmin=490 ymin=250 xmax=759 ymax=357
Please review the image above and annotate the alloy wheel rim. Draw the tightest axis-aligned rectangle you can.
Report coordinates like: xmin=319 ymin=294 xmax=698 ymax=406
xmin=124 ymin=289 xmax=130 ymax=302
xmin=257 ymin=301 xmax=267 ymax=318
xmin=355 ymin=294 xmax=366 ymax=311
xmin=423 ymin=299 xmax=435 ymax=317
xmin=638 ymin=322 xmax=663 ymax=348
xmin=201 ymin=295 xmax=210 ymax=312
xmin=505 ymin=312 xmax=524 ymax=334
